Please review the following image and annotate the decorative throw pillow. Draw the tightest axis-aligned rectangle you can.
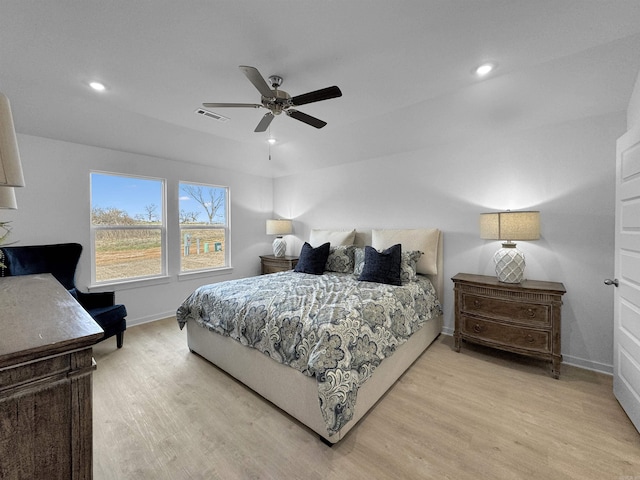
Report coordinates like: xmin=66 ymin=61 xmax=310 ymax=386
xmin=358 ymin=244 xmax=402 ymax=286
xmin=325 ymin=245 xmax=355 ymax=273
xmin=400 ymin=250 xmax=423 ymax=283
xmin=294 ymin=242 xmax=330 ymax=275
xmin=353 ymin=247 xmax=366 ymax=276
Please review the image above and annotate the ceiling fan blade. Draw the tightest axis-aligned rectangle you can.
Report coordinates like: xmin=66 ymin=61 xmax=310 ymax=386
xmin=254 ymin=112 xmax=275 ymax=132
xmin=202 ymin=103 xmax=262 ymax=108
xmin=239 ymin=65 xmax=274 ymax=99
xmin=286 ymin=110 xmax=327 ymax=129
xmin=291 ymin=86 xmax=342 ymax=106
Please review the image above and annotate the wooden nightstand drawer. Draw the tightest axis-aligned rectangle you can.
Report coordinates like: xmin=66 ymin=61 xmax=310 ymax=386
xmin=260 ymin=255 xmax=299 ymax=274
xmin=461 ymin=316 xmax=550 ymax=353
xmin=462 ymin=294 xmax=550 ymax=326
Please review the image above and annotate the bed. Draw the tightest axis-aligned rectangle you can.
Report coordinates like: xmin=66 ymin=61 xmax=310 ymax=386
xmin=177 ymin=228 xmax=444 ymax=443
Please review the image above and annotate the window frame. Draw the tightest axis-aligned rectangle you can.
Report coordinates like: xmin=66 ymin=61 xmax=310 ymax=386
xmin=90 ymin=171 xmax=167 ymax=286
xmin=178 ymin=181 xmax=230 ymax=274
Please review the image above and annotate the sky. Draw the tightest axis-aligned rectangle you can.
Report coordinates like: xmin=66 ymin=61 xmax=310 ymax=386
xmin=91 ymin=173 xmax=226 ymax=223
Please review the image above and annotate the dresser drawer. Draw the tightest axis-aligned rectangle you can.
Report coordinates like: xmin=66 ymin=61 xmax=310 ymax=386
xmin=462 ymin=293 xmax=550 ymax=326
xmin=461 ymin=316 xmax=551 ymax=353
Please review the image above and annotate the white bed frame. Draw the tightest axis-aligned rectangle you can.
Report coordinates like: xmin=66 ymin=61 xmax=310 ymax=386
xmin=186 ymin=230 xmax=444 ymax=443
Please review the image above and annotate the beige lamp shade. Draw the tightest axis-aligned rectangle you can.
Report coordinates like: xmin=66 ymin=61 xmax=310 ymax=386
xmin=480 ymin=211 xmax=540 ymax=284
xmin=266 ymin=219 xmax=292 ymax=258
xmin=266 ymin=219 xmax=293 ymax=236
xmin=0 ymin=187 xmax=17 ymax=209
xmin=480 ymin=211 xmax=540 ymax=241
xmin=0 ymin=92 xmax=25 ymax=187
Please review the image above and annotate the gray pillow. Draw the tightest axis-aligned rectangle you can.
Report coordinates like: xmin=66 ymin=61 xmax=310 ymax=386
xmin=400 ymin=250 xmax=423 ymax=283
xmin=325 ymin=245 xmax=355 ymax=273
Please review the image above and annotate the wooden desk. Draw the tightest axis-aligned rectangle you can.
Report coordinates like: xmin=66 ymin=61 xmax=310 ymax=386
xmin=0 ymin=274 xmax=104 ymax=479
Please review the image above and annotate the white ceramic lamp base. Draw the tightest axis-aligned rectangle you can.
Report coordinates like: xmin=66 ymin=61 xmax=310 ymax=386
xmin=493 ymin=242 xmax=525 ymax=283
xmin=272 ymin=236 xmax=287 ymax=257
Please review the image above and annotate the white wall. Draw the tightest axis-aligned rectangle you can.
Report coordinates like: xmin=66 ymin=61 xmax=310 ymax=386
xmin=273 ymin=112 xmax=624 ymax=373
xmin=5 ymin=134 xmax=273 ymax=325
xmin=628 ymin=71 xmax=640 ymax=130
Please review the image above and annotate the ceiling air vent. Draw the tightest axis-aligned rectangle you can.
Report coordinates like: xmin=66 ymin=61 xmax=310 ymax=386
xmin=195 ymin=108 xmax=229 ymax=123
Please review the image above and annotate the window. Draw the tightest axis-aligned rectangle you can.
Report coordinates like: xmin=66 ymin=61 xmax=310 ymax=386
xmin=90 ymin=172 xmax=165 ymax=284
xmin=179 ymin=181 xmax=229 ymax=272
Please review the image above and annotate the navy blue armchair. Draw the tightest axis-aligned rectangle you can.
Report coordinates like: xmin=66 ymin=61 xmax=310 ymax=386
xmin=0 ymin=243 xmax=127 ymax=348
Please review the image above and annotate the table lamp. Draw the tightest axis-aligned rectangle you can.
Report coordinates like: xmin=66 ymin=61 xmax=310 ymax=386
xmin=266 ymin=219 xmax=292 ymax=257
xmin=480 ymin=211 xmax=540 ymax=283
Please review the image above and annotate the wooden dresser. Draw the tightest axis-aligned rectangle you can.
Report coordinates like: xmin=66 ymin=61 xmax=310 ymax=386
xmin=452 ymin=273 xmax=566 ymax=378
xmin=0 ymin=274 xmax=104 ymax=479
xmin=259 ymin=254 xmax=299 ymax=274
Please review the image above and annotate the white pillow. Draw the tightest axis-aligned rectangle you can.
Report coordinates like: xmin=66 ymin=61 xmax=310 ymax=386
xmin=371 ymin=228 xmax=440 ymax=275
xmin=309 ymin=229 xmax=356 ymax=247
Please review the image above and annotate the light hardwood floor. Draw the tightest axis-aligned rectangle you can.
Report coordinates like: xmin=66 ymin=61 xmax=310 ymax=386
xmin=93 ymin=317 xmax=640 ymax=479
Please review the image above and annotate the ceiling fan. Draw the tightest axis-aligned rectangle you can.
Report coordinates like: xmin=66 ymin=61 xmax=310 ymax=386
xmin=203 ymin=65 xmax=342 ymax=133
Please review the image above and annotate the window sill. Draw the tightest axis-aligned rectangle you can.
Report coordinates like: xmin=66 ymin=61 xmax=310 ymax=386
xmin=87 ymin=266 xmax=233 ymax=291
xmin=88 ymin=275 xmax=171 ymax=292
xmin=178 ymin=266 xmax=233 ymax=282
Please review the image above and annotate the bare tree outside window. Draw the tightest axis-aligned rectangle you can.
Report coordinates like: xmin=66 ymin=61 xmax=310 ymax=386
xmin=134 ymin=204 xmax=159 ymax=223
xmin=179 ymin=209 xmax=200 ymax=224
xmin=180 ymin=185 xmax=225 ymax=225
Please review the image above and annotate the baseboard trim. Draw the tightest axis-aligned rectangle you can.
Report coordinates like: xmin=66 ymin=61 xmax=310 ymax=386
xmin=441 ymin=326 xmax=454 ymax=336
xmin=439 ymin=331 xmax=613 ymax=375
xmin=562 ymin=355 xmax=613 ymax=376
xmin=127 ymin=311 xmax=176 ymax=327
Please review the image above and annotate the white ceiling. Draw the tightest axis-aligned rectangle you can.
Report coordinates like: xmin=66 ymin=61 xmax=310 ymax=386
xmin=2 ymin=1 xmax=640 ymax=178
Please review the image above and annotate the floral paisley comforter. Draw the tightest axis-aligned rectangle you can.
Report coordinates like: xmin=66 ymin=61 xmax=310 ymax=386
xmin=176 ymin=271 xmax=442 ymax=436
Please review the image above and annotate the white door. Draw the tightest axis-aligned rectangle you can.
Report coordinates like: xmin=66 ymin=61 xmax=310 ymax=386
xmin=613 ymin=124 xmax=640 ymax=433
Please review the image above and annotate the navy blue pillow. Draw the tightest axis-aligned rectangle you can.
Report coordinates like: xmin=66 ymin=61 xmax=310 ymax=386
xmin=358 ymin=244 xmax=402 ymax=285
xmin=294 ymin=242 xmax=330 ymax=275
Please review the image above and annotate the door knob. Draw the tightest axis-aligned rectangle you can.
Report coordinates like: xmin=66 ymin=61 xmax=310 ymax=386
xmin=604 ymin=278 xmax=619 ymax=287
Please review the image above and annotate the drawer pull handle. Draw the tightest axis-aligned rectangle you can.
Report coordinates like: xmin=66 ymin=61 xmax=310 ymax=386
xmin=473 ymin=324 xmax=482 ymax=333
xmin=473 ymin=300 xmax=481 ymax=307
xmin=526 ymin=334 xmax=535 ymax=343
xmin=526 ymin=308 xmax=536 ymax=318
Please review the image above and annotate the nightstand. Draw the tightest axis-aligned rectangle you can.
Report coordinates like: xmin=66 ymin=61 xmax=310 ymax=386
xmin=452 ymin=273 xmax=566 ymax=378
xmin=259 ymin=255 xmax=299 ymax=274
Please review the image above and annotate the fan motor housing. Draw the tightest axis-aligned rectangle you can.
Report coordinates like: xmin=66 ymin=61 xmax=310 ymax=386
xmin=262 ymin=88 xmax=291 ymax=114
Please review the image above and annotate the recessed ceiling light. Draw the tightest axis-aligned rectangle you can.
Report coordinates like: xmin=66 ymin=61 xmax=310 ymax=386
xmin=474 ymin=63 xmax=496 ymax=77
xmin=89 ymin=81 xmax=106 ymax=92
xmin=267 ymin=137 xmax=277 ymax=145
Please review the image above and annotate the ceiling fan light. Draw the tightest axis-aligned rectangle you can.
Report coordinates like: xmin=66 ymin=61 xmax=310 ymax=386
xmin=89 ymin=81 xmax=106 ymax=92
xmin=475 ymin=63 xmax=496 ymax=77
